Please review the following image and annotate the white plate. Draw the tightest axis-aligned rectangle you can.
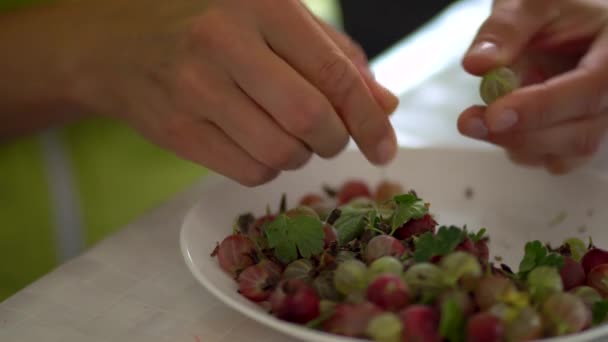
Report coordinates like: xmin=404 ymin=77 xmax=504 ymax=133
xmin=181 ymin=147 xmax=608 ymax=342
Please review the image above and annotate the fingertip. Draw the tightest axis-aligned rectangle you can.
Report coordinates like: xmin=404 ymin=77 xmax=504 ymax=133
xmin=374 ymin=128 xmax=398 ymax=165
xmin=506 ymin=150 xmax=545 ymax=167
xmin=458 ymin=105 xmax=486 ymax=119
xmin=457 ymin=105 xmax=487 ymax=138
xmin=379 ymin=86 xmax=400 ymax=114
xmin=239 ymin=167 xmax=281 ymax=187
xmin=545 ymin=156 xmax=588 ymax=175
xmin=462 ymin=41 xmax=503 ymax=75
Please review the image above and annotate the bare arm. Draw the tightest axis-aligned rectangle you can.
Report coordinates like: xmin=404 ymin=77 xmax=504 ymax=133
xmin=0 ymin=2 xmax=87 ymax=141
xmin=0 ymin=0 xmax=399 ymax=186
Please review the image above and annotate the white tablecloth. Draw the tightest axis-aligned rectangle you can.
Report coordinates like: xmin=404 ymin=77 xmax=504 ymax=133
xmin=2 ymin=1 xmax=606 ymax=341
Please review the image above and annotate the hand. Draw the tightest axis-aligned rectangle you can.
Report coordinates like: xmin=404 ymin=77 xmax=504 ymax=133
xmin=57 ymin=0 xmax=399 ymax=186
xmin=457 ymin=0 xmax=608 ymax=174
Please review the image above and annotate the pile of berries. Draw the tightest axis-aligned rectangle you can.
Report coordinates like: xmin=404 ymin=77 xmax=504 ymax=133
xmin=212 ymin=179 xmax=608 ymax=342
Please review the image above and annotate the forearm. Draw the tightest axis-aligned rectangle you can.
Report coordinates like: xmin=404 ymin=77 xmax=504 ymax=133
xmin=0 ymin=2 xmax=85 ymax=141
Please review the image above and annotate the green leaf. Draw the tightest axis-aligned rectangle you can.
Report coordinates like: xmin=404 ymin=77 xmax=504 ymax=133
xmin=469 ymin=228 xmax=487 ymax=243
xmin=334 ymin=207 xmax=369 ymax=245
xmin=519 ymin=241 xmax=544 ymax=274
xmin=393 ymin=193 xmax=418 ymax=205
xmin=413 ymin=226 xmax=465 ymax=262
xmin=274 ymin=242 xmax=298 ymax=264
xmin=367 ymin=210 xmax=379 ymax=228
xmin=593 ymin=300 xmax=608 ymax=326
xmin=517 ymin=240 xmax=564 ymax=277
xmin=290 ymin=216 xmax=325 ymax=258
xmin=265 ymin=215 xmax=289 ymax=247
xmin=543 ymin=254 xmax=564 ymax=268
xmin=390 ymin=193 xmax=428 ymax=233
xmin=413 ymin=233 xmax=435 ymax=262
xmin=439 ymin=297 xmax=465 ymax=342
xmin=265 ymin=214 xmax=324 ymax=264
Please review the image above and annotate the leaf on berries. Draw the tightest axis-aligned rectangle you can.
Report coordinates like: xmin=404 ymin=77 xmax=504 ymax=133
xmin=265 ymin=214 xmax=324 ymax=264
xmin=518 ymin=240 xmax=564 ymax=277
xmin=390 ymin=193 xmax=428 ymax=232
xmin=413 ymin=226 xmax=465 ymax=262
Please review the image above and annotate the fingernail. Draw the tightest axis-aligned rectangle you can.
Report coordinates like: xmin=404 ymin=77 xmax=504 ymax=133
xmin=491 ymin=109 xmax=518 ymax=132
xmin=376 ymin=135 xmax=397 ymax=164
xmin=463 ymin=117 xmax=488 ymax=139
xmin=468 ymin=41 xmax=499 ymax=58
xmin=377 ymin=84 xmax=400 ymax=114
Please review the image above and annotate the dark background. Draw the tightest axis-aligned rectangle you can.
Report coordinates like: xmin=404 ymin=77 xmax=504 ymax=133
xmin=339 ymin=1 xmax=456 ymax=58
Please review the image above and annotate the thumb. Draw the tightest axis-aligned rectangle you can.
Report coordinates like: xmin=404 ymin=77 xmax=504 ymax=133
xmin=462 ymin=1 xmax=554 ymax=75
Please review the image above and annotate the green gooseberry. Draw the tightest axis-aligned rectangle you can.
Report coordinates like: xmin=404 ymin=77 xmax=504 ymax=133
xmin=479 ymin=67 xmax=520 ymax=104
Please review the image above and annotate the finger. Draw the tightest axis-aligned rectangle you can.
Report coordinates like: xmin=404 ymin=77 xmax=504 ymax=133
xmin=481 ymin=30 xmax=608 ymax=134
xmin=506 ymin=150 xmax=546 ymax=167
xmin=209 ymin=84 xmax=313 ymax=171
xmin=260 ymin=1 xmax=397 ymax=165
xmin=169 ymin=119 xmax=279 ymax=187
xmin=457 ymin=105 xmax=489 ymax=139
xmin=225 ymin=41 xmax=349 ymax=159
xmin=313 ymin=17 xmax=399 ymax=114
xmin=490 ymin=115 xmax=608 ymax=158
xmin=544 ymin=155 xmax=590 ymax=175
xmin=170 ymin=61 xmax=313 ymax=171
xmin=463 ymin=0 xmax=554 ymax=75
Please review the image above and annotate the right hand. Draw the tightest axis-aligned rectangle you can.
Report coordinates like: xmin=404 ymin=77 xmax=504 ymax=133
xmin=457 ymin=0 xmax=608 ymax=175
xmin=62 ymin=0 xmax=399 ymax=186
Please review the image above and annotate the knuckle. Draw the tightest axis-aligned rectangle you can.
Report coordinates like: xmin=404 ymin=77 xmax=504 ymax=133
xmin=172 ymin=64 xmax=216 ymax=113
xmin=240 ymin=165 xmax=279 ymax=187
xmin=317 ymin=51 xmax=359 ymax=102
xmin=190 ymin=18 xmax=218 ymax=47
xmin=289 ymin=103 xmax=325 ymax=137
xmin=189 ymin=9 xmax=232 ymax=52
xmin=174 ymin=64 xmax=198 ymax=94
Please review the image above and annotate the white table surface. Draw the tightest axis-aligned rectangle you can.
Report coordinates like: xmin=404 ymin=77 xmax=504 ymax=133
xmin=3 ymin=1 xmax=606 ymax=341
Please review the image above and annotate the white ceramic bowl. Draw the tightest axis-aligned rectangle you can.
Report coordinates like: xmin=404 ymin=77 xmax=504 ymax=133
xmin=181 ymin=147 xmax=608 ymax=342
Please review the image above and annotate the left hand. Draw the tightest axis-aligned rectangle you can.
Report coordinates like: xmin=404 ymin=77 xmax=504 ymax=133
xmin=457 ymin=0 xmax=608 ymax=174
